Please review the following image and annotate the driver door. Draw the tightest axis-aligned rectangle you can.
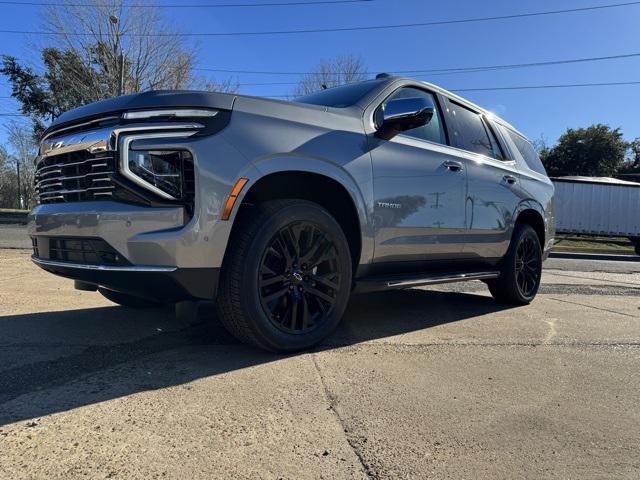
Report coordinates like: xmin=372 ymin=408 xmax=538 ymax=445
xmin=368 ymin=86 xmax=468 ymax=264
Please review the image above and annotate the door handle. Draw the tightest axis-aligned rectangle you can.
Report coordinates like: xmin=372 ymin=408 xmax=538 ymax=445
xmin=444 ymin=160 xmax=463 ymax=172
xmin=503 ymin=174 xmax=517 ymax=185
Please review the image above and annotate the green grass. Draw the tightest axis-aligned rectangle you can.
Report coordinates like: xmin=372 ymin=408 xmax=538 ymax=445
xmin=553 ymin=236 xmax=635 ymax=254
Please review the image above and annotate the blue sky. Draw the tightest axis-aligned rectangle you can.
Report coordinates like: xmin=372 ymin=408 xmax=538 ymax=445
xmin=1 ymin=0 xmax=639 ymax=147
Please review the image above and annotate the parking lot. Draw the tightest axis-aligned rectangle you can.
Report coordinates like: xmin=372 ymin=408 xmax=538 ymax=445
xmin=0 ymin=226 xmax=639 ymax=479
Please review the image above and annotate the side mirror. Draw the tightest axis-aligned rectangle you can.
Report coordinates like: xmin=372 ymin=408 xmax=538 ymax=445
xmin=375 ymin=97 xmax=434 ymax=140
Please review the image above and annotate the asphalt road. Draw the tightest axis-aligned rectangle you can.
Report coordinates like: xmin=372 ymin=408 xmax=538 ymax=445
xmin=0 ymin=224 xmax=31 ymax=249
xmin=0 ymin=229 xmax=639 ymax=479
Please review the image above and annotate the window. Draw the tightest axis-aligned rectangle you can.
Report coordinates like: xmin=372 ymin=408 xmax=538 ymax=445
xmin=380 ymin=87 xmax=446 ymax=145
xmin=451 ymin=102 xmax=504 ymax=160
xmin=505 ymin=128 xmax=548 ymax=175
xmin=295 ymin=79 xmax=386 ymax=108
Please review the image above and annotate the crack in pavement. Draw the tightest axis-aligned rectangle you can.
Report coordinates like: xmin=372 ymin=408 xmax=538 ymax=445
xmin=544 ymin=271 xmax=640 ymax=287
xmin=547 ymin=297 xmax=638 ymax=318
xmin=317 ymin=342 xmax=640 ymax=352
xmin=311 ymin=353 xmax=378 ymax=480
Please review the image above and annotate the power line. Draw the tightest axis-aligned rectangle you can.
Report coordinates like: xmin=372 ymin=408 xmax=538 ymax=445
xmin=202 ymin=52 xmax=640 ymax=82
xmin=452 ymin=80 xmax=640 ymax=92
xmin=0 ymin=0 xmax=372 ymax=8
xmin=258 ymin=80 xmax=640 ymax=97
xmin=0 ymin=0 xmax=638 ymax=36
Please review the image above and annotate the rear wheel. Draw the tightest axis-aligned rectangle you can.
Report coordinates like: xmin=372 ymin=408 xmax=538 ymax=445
xmin=98 ymin=288 xmax=161 ymax=308
xmin=487 ymin=224 xmax=542 ymax=305
xmin=216 ymin=199 xmax=352 ymax=352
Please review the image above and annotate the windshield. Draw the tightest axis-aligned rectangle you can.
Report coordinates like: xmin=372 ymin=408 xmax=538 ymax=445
xmin=295 ymin=79 xmax=385 ymax=108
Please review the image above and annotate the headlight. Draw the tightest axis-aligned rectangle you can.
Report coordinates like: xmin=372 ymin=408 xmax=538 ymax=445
xmin=120 ymin=132 xmax=196 ymax=201
xmin=128 ymin=149 xmax=189 ymax=200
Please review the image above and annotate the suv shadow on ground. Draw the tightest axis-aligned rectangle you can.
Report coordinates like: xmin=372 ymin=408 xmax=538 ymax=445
xmin=0 ymin=288 xmax=513 ymax=426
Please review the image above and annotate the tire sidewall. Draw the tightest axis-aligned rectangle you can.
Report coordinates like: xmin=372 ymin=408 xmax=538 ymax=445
xmin=237 ymin=202 xmax=352 ymax=351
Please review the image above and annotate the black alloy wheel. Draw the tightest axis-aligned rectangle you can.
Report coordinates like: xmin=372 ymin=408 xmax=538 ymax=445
xmin=515 ymin=234 xmax=541 ymax=298
xmin=258 ymin=221 xmax=341 ymax=335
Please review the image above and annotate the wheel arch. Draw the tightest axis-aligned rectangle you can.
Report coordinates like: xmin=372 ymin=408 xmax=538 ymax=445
xmin=514 ymin=204 xmax=546 ymax=247
xmin=232 ymin=163 xmax=372 ymax=270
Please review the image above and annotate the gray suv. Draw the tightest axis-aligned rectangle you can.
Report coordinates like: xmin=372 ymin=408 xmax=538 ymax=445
xmin=29 ymin=75 xmax=555 ymax=352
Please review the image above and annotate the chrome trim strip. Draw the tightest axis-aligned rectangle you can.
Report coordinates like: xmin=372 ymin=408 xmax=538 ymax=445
xmin=122 ymin=109 xmax=218 ymax=120
xmin=386 ymin=271 xmax=500 ymax=288
xmin=42 ymin=116 xmax=120 ymax=143
xmin=36 ymin=171 xmax=109 ymax=187
xmin=39 ymin=185 xmax=114 ymax=197
xmin=37 ymin=157 xmax=113 ymax=173
xmin=38 ymin=122 xmax=204 ymax=164
xmin=32 ymin=256 xmax=177 ymax=272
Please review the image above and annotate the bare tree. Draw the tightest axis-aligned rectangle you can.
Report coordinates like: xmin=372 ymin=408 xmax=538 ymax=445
xmin=294 ymin=55 xmax=368 ymax=96
xmin=0 ymin=145 xmax=20 ymax=209
xmin=5 ymin=120 xmax=38 ymax=209
xmin=194 ymin=77 xmax=240 ymax=94
xmin=41 ymin=0 xmax=197 ymax=97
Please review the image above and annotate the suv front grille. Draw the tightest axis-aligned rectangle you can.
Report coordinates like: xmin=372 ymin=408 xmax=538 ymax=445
xmin=35 ymin=150 xmax=115 ymax=204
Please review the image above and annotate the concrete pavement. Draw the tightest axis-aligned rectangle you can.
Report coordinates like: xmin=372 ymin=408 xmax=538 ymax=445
xmin=0 ymin=248 xmax=638 ymax=479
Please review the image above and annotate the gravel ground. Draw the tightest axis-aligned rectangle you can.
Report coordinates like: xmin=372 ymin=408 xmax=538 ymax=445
xmin=0 ymin=247 xmax=639 ymax=479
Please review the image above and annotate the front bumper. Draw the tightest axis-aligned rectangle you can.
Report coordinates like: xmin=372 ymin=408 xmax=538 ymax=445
xmin=28 ymin=200 xmax=225 ymax=301
xmin=32 ymin=256 xmax=219 ymax=301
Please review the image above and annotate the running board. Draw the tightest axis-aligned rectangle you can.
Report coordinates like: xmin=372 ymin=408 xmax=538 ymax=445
xmin=353 ymin=270 xmax=500 ymax=294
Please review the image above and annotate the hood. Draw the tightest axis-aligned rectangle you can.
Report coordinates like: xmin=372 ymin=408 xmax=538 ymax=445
xmin=47 ymin=90 xmax=237 ymax=133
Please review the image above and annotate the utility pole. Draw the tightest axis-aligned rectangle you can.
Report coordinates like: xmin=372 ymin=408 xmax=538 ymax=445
xmin=109 ymin=15 xmax=124 ymax=96
xmin=15 ymin=157 xmax=21 ymax=209
xmin=119 ymin=50 xmax=124 ymax=96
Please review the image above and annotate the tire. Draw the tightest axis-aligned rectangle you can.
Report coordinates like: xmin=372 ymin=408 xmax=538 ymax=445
xmin=99 ymin=288 xmax=161 ymax=308
xmin=216 ymin=199 xmax=352 ymax=353
xmin=635 ymin=244 xmax=640 ymax=257
xmin=487 ymin=224 xmax=542 ymax=305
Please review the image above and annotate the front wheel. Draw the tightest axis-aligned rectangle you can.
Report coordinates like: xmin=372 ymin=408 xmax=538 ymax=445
xmin=216 ymin=199 xmax=352 ymax=353
xmin=487 ymin=224 xmax=542 ymax=305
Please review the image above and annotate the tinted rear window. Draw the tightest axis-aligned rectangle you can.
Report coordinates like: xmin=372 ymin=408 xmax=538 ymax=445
xmin=295 ymin=79 xmax=384 ymax=108
xmin=505 ymin=129 xmax=547 ymax=175
xmin=450 ymin=102 xmax=504 ymax=160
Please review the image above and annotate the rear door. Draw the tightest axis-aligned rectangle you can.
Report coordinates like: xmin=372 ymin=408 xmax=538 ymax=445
xmin=367 ymin=86 xmax=468 ymax=264
xmin=444 ymin=99 xmax=522 ymax=259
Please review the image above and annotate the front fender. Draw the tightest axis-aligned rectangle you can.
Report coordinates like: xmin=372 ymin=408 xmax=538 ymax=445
xmin=242 ymin=154 xmax=375 ymax=265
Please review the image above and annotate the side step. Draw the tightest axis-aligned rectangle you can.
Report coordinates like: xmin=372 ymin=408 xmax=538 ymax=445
xmin=353 ymin=270 xmax=500 ymax=294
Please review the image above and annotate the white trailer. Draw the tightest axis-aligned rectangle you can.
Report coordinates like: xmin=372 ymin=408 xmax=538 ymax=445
xmin=552 ymin=176 xmax=640 ymax=255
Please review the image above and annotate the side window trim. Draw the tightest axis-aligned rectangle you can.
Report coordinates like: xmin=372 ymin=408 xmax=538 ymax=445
xmin=488 ymin=119 xmax=518 ymax=161
xmin=374 ymin=86 xmax=451 ymax=146
xmin=480 ymin=116 xmax=509 ymax=162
